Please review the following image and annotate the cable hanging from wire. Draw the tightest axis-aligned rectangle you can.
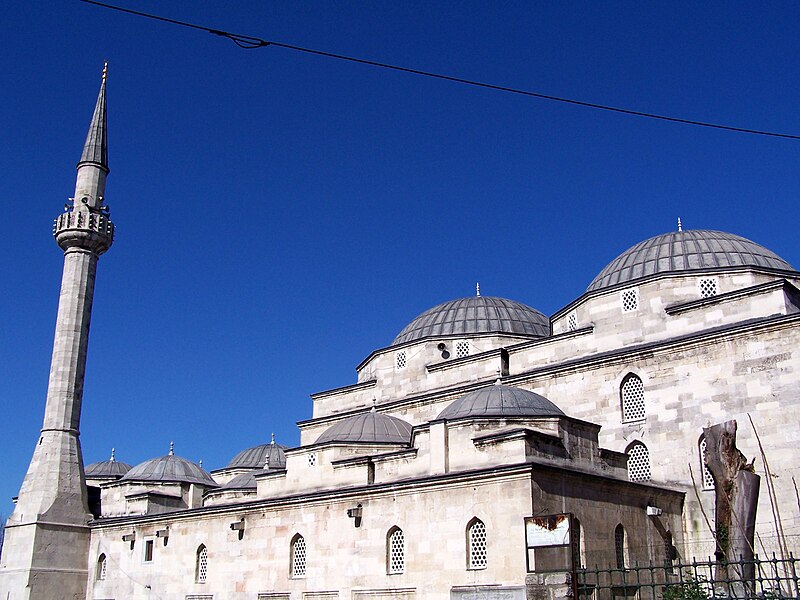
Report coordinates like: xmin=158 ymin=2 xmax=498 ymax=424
xmin=80 ymin=0 xmax=800 ymax=141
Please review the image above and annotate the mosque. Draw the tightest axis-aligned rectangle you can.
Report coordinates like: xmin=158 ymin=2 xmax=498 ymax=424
xmin=1 ymin=69 xmax=799 ymax=600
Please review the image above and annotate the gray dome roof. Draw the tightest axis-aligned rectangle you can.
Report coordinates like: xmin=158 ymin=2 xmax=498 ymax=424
xmin=122 ymin=452 xmax=217 ymax=487
xmin=85 ymin=458 xmax=132 ymax=479
xmin=437 ymin=383 xmax=565 ymax=421
xmin=393 ymin=296 xmax=549 ymax=345
xmin=226 ymin=442 xmax=287 ymax=470
xmin=222 ymin=471 xmax=259 ymax=490
xmin=316 ymin=411 xmax=413 ymax=445
xmin=588 ymin=230 xmax=795 ymax=292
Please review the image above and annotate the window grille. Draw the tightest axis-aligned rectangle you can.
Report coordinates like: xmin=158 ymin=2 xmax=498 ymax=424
xmin=196 ymin=545 xmax=208 ymax=583
xmin=614 ymin=525 xmax=626 ymax=569
xmin=567 ymin=312 xmax=578 ymax=331
xmin=455 ymin=340 xmax=470 ymax=359
xmin=627 ymin=442 xmax=651 ymax=482
xmin=307 ymin=453 xmax=317 ymax=467
xmin=699 ymin=277 xmax=718 ymax=298
xmin=620 ymin=374 xmax=646 ymax=422
xmin=572 ymin=518 xmax=583 ymax=569
xmin=387 ymin=527 xmax=405 ymax=574
xmin=395 ymin=350 xmax=407 ymax=370
xmin=467 ymin=519 xmax=487 ymax=569
xmin=97 ymin=554 xmax=107 ymax=580
xmin=699 ymin=438 xmax=715 ymax=490
xmin=621 ymin=288 xmax=639 ymax=312
xmin=291 ymin=535 xmax=306 ymax=578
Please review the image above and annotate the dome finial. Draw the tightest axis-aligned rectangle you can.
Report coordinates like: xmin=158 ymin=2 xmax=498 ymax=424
xmin=371 ymin=398 xmax=377 ymax=413
xmin=169 ymin=441 xmax=174 ymax=456
xmin=271 ymin=432 xmax=275 ymax=445
xmin=199 ymin=459 xmax=203 ymax=469
xmin=677 ymin=217 xmax=683 ymax=232
xmin=110 ymin=447 xmax=116 ymax=462
xmin=476 ymin=282 xmax=481 ymax=297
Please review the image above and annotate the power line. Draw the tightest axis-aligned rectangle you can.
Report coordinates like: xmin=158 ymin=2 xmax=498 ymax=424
xmin=80 ymin=0 xmax=800 ymax=141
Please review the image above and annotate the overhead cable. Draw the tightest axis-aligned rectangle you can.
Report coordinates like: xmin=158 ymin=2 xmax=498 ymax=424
xmin=79 ymin=0 xmax=800 ymax=140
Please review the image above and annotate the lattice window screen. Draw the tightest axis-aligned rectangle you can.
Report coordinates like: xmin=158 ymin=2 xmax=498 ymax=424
xmin=567 ymin=312 xmax=578 ymax=331
xmin=455 ymin=340 xmax=470 ymax=359
xmin=395 ymin=350 xmax=407 ymax=370
xmin=627 ymin=442 xmax=651 ymax=482
xmin=699 ymin=438 xmax=715 ymax=490
xmin=620 ymin=374 xmax=646 ymax=422
xmin=292 ymin=536 xmax=307 ymax=577
xmin=621 ymin=288 xmax=639 ymax=312
xmin=196 ymin=546 xmax=208 ymax=583
xmin=307 ymin=453 xmax=316 ymax=467
xmin=468 ymin=520 xmax=487 ymax=569
xmin=388 ymin=528 xmax=405 ymax=574
xmin=699 ymin=278 xmax=718 ymax=298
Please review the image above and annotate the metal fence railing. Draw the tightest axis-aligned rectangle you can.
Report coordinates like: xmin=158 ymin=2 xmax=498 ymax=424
xmin=576 ymin=554 xmax=800 ymax=600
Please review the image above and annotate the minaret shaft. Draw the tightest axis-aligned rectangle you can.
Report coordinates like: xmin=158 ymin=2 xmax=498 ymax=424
xmin=0 ymin=66 xmax=113 ymax=600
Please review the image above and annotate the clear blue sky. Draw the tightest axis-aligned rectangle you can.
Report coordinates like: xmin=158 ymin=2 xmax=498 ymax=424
xmin=1 ymin=1 xmax=799 ymax=517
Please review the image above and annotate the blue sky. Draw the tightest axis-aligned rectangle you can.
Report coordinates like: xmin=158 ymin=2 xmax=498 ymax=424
xmin=1 ymin=1 xmax=798 ymax=517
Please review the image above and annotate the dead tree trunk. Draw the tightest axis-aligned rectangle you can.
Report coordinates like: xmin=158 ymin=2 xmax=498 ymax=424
xmin=703 ymin=420 xmax=760 ymax=596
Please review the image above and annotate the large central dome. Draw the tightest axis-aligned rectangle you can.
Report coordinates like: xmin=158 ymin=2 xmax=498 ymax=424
xmin=588 ymin=229 xmax=795 ymax=292
xmin=392 ymin=296 xmax=549 ymax=345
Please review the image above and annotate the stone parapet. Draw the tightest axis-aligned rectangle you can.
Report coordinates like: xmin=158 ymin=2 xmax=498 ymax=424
xmin=53 ymin=209 xmax=114 ymax=254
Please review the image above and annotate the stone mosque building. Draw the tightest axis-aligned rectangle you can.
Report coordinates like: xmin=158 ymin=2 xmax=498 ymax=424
xmin=1 ymin=70 xmax=799 ymax=600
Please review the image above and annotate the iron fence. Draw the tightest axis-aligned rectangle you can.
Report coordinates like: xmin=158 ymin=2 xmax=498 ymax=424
xmin=576 ymin=554 xmax=800 ymax=600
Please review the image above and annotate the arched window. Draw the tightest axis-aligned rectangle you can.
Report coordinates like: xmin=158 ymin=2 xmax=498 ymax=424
xmin=699 ymin=436 xmax=715 ymax=490
xmin=614 ymin=524 xmax=626 ymax=569
xmin=627 ymin=441 xmax=651 ymax=482
xmin=290 ymin=534 xmax=306 ymax=578
xmin=387 ymin=527 xmax=405 ymax=574
xmin=467 ymin=518 xmax=487 ymax=569
xmin=195 ymin=544 xmax=208 ymax=583
xmin=620 ymin=373 xmax=645 ymax=422
xmin=96 ymin=553 xmax=107 ymax=581
xmin=572 ymin=517 xmax=585 ymax=569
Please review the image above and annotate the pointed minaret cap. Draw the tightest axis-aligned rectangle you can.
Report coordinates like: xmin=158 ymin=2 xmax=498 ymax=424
xmin=78 ymin=62 xmax=109 ymax=172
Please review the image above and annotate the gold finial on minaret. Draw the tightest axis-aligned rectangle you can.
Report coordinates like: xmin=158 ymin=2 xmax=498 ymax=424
xmin=102 ymin=61 xmax=108 ymax=83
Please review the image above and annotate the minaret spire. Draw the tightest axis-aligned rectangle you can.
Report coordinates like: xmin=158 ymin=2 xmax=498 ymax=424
xmin=0 ymin=64 xmax=116 ymax=600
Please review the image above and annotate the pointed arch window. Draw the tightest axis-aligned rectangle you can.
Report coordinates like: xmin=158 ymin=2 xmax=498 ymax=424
xmin=572 ymin=517 xmax=585 ymax=569
xmin=627 ymin=441 xmax=651 ymax=482
xmin=96 ymin=553 xmax=107 ymax=580
xmin=620 ymin=373 xmax=645 ymax=422
xmin=699 ymin=436 xmax=715 ymax=490
xmin=387 ymin=526 xmax=405 ymax=574
xmin=467 ymin=518 xmax=487 ymax=569
xmin=614 ymin=524 xmax=627 ymax=569
xmin=290 ymin=534 xmax=306 ymax=578
xmin=195 ymin=544 xmax=208 ymax=583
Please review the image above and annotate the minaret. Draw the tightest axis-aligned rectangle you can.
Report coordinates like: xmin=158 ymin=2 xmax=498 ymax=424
xmin=0 ymin=65 xmax=114 ymax=600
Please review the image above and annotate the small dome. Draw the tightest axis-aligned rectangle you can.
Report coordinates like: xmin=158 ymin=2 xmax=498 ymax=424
xmin=85 ymin=454 xmax=131 ymax=480
xmin=437 ymin=383 xmax=565 ymax=421
xmin=588 ymin=229 xmax=795 ymax=292
xmin=393 ymin=296 xmax=549 ymax=345
xmin=122 ymin=448 xmax=217 ymax=487
xmin=226 ymin=441 xmax=287 ymax=470
xmin=316 ymin=411 xmax=413 ymax=445
xmin=222 ymin=471 xmax=258 ymax=490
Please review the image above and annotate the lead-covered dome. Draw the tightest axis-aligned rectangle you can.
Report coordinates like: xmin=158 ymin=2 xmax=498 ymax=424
xmin=316 ymin=410 xmax=413 ymax=445
xmin=222 ymin=471 xmax=258 ymax=490
xmin=437 ymin=383 xmax=565 ymax=421
xmin=85 ymin=451 xmax=131 ymax=479
xmin=122 ymin=448 xmax=217 ymax=487
xmin=393 ymin=296 xmax=549 ymax=345
xmin=226 ymin=441 xmax=286 ymax=470
xmin=588 ymin=230 xmax=795 ymax=292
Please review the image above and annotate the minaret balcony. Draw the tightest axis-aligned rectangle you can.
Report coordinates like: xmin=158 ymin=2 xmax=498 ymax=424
xmin=53 ymin=209 xmax=115 ymax=254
